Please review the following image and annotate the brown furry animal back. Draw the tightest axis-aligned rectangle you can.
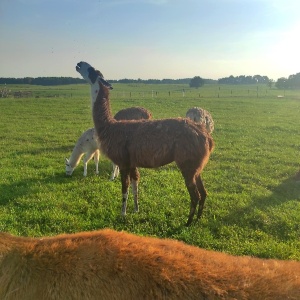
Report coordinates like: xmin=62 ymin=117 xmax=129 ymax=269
xmin=114 ymin=107 xmax=152 ymax=121
xmin=1 ymin=229 xmax=299 ymax=300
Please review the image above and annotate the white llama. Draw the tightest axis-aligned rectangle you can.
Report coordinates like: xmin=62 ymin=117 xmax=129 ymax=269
xmin=65 ymin=107 xmax=152 ymax=178
xmin=186 ymin=107 xmax=214 ymax=133
xmin=65 ymin=128 xmax=100 ymax=177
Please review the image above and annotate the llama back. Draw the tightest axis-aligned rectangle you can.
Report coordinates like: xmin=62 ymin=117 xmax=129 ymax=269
xmin=1 ymin=229 xmax=300 ymax=300
xmin=100 ymin=118 xmax=213 ymax=169
xmin=114 ymin=107 xmax=152 ymax=121
xmin=75 ymin=128 xmax=99 ymax=152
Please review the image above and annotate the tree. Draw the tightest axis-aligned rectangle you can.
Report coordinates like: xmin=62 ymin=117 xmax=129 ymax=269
xmin=267 ymin=79 xmax=274 ymax=89
xmin=288 ymin=73 xmax=300 ymax=89
xmin=189 ymin=76 xmax=204 ymax=88
xmin=275 ymin=77 xmax=289 ymax=90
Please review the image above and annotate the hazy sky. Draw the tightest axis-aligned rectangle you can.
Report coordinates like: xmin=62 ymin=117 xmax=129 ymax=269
xmin=0 ymin=0 xmax=299 ymax=80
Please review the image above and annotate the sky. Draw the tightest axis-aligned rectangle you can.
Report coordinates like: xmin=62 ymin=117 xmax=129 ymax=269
xmin=0 ymin=0 xmax=300 ymax=80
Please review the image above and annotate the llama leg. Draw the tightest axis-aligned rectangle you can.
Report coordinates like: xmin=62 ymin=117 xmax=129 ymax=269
xmin=131 ymin=180 xmax=139 ymax=212
xmin=120 ymin=169 xmax=130 ymax=216
xmin=179 ymin=167 xmax=201 ymax=226
xmin=130 ymin=168 xmax=140 ymax=213
xmin=94 ymin=150 xmax=100 ymax=175
xmin=185 ymin=183 xmax=201 ymax=226
xmin=115 ymin=165 xmax=120 ymax=178
xmin=83 ymin=161 xmax=88 ymax=177
xmin=110 ymin=163 xmax=120 ymax=181
xmin=83 ymin=151 xmax=95 ymax=176
xmin=110 ymin=163 xmax=116 ymax=180
xmin=196 ymin=175 xmax=207 ymax=219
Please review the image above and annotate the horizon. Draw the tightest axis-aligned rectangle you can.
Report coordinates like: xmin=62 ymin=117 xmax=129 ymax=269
xmin=1 ymin=0 xmax=300 ymax=81
xmin=0 ymin=74 xmax=274 ymax=82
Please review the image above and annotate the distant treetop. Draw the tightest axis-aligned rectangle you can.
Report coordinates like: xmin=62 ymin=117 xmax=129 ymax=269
xmin=218 ymin=75 xmax=270 ymax=85
xmin=0 ymin=77 xmax=85 ymax=86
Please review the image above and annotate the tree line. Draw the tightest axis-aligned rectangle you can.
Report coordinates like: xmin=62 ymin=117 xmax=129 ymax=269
xmin=216 ymin=73 xmax=300 ymax=89
xmin=0 ymin=77 xmax=85 ymax=85
xmin=0 ymin=77 xmax=216 ymax=86
xmin=275 ymin=73 xmax=300 ymax=89
xmin=1 ymin=72 xmax=300 ymax=89
xmin=218 ymin=75 xmax=270 ymax=85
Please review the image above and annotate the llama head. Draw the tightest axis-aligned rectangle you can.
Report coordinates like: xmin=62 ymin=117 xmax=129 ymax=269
xmin=76 ymin=61 xmax=112 ymax=89
xmin=65 ymin=158 xmax=74 ymax=176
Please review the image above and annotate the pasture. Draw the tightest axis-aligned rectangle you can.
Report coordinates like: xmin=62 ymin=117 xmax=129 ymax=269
xmin=0 ymin=83 xmax=299 ymax=260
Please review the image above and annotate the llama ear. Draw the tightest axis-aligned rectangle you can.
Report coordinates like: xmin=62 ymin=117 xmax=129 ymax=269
xmin=65 ymin=158 xmax=69 ymax=164
xmin=99 ymin=77 xmax=113 ymax=90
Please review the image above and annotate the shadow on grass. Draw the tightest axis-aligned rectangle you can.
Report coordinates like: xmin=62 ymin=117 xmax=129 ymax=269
xmin=0 ymin=174 xmax=70 ymax=206
xmin=0 ymin=160 xmax=113 ymax=206
xmin=221 ymin=173 xmax=300 ymax=240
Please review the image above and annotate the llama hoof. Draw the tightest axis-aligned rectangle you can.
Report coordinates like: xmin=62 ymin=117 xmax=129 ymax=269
xmin=196 ymin=213 xmax=203 ymax=220
xmin=185 ymin=218 xmax=193 ymax=227
xmin=134 ymin=204 xmax=139 ymax=213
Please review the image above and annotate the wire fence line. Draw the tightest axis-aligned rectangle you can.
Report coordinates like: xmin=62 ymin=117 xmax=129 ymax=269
xmin=111 ymin=88 xmax=296 ymax=100
xmin=1 ymin=83 xmax=299 ymax=100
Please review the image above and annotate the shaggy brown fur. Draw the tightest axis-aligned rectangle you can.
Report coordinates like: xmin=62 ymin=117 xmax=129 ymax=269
xmin=110 ymin=107 xmax=152 ymax=180
xmin=1 ymin=229 xmax=299 ymax=300
xmin=76 ymin=62 xmax=214 ymax=226
xmin=114 ymin=106 xmax=152 ymax=121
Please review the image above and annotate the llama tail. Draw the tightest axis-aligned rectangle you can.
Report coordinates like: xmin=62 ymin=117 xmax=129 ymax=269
xmin=208 ymin=135 xmax=215 ymax=153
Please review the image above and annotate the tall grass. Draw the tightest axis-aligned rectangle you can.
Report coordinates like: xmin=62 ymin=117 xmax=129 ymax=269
xmin=0 ymin=83 xmax=299 ymax=260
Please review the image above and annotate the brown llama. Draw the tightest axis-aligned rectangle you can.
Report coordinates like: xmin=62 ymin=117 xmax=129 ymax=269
xmin=76 ymin=61 xmax=214 ymax=226
xmin=1 ymin=229 xmax=300 ymax=299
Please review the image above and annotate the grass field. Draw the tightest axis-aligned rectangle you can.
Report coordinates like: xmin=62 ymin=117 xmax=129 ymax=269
xmin=0 ymin=83 xmax=299 ymax=260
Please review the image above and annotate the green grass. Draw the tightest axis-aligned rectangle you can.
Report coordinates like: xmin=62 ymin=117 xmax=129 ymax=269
xmin=0 ymin=83 xmax=299 ymax=260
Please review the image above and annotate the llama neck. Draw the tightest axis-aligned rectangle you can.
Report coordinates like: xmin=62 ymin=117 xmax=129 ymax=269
xmin=92 ymin=83 xmax=114 ymax=136
xmin=68 ymin=146 xmax=84 ymax=168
